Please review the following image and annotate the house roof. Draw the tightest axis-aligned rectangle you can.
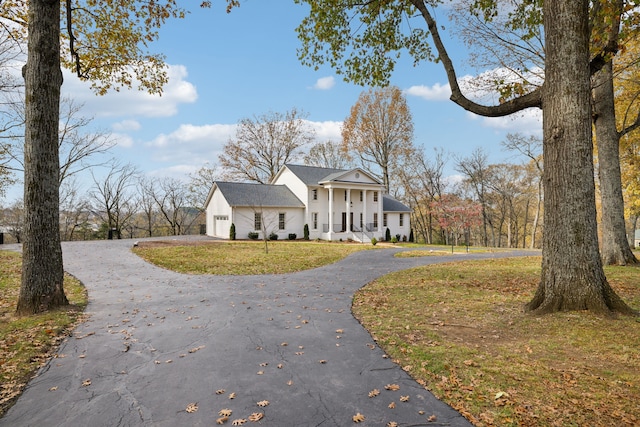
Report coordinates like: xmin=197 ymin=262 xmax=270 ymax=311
xmin=282 ymin=164 xmax=381 ymax=186
xmin=214 ymin=182 xmax=304 ymax=208
xmin=383 ymin=194 xmax=411 ymax=212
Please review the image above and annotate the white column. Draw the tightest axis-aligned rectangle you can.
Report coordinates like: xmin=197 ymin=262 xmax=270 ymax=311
xmin=328 ymin=187 xmax=334 ymax=240
xmin=363 ymin=190 xmax=368 ymax=231
xmin=346 ymin=188 xmax=351 ymax=233
xmin=377 ymin=189 xmax=383 ymax=234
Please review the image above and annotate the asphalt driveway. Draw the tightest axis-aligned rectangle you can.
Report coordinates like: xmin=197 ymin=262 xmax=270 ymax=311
xmin=1 ymin=238 xmax=531 ymax=426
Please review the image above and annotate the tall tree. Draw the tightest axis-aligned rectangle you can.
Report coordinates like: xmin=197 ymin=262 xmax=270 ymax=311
xmin=294 ymin=0 xmax=636 ymax=315
xmin=342 ymin=86 xmax=414 ymax=194
xmin=12 ymin=0 xmax=206 ymax=314
xmin=456 ymin=148 xmax=492 ymax=247
xmin=304 ymin=140 xmax=353 ymax=169
xmin=219 ymin=108 xmax=314 ymax=184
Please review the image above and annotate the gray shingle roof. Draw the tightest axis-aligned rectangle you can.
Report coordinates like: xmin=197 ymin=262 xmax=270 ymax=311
xmin=283 ymin=164 xmax=346 ymax=185
xmin=383 ymin=194 xmax=411 ymax=212
xmin=215 ymin=182 xmax=304 ymax=208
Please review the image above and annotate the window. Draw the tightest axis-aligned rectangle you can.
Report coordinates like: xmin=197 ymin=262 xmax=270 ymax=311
xmin=359 ymin=191 xmax=363 ymax=202
xmin=383 ymin=213 xmax=388 ymax=227
xmin=254 ymin=212 xmax=262 ymax=231
xmin=399 ymin=213 xmax=404 ymax=227
xmin=312 ymin=212 xmax=318 ymax=230
xmin=359 ymin=213 xmax=363 ymax=228
xmin=344 ymin=191 xmax=347 ymax=201
xmin=279 ymin=213 xmax=286 ymax=230
xmin=373 ymin=213 xmax=378 ymax=229
xmin=312 ymin=189 xmax=318 ymax=200
xmin=373 ymin=191 xmax=378 ymax=202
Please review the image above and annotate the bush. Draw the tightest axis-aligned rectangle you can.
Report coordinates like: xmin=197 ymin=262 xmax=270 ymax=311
xmin=303 ymin=224 xmax=310 ymax=240
xmin=409 ymin=229 xmax=414 ymax=242
xmin=402 ymin=235 xmax=407 ymax=242
xmin=288 ymin=233 xmax=297 ymax=240
xmin=229 ymin=223 xmax=236 ymax=240
xmin=269 ymin=232 xmax=278 ymax=240
xmin=371 ymin=237 xmax=378 ymax=246
xmin=385 ymin=227 xmax=391 ymax=241
xmin=391 ymin=236 xmax=398 ymax=244
xmin=248 ymin=231 xmax=259 ymax=240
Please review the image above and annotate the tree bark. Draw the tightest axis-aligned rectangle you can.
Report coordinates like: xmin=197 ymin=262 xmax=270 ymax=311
xmin=16 ymin=0 xmax=67 ymax=315
xmin=593 ymin=61 xmax=638 ymax=265
xmin=525 ymin=0 xmax=635 ymax=315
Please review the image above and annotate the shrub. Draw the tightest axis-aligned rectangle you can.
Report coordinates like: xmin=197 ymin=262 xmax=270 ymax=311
xmin=402 ymin=235 xmax=407 ymax=242
xmin=409 ymin=229 xmax=414 ymax=242
xmin=385 ymin=227 xmax=391 ymax=241
xmin=395 ymin=234 xmax=401 ymax=241
xmin=371 ymin=237 xmax=378 ymax=246
xmin=229 ymin=223 xmax=236 ymax=240
xmin=288 ymin=233 xmax=297 ymax=240
xmin=391 ymin=236 xmax=398 ymax=244
xmin=248 ymin=231 xmax=259 ymax=240
xmin=303 ymin=224 xmax=310 ymax=240
xmin=269 ymin=232 xmax=279 ymax=240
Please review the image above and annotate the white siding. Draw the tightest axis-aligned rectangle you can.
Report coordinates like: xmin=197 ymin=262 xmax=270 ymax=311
xmin=206 ymin=188 xmax=233 ymax=238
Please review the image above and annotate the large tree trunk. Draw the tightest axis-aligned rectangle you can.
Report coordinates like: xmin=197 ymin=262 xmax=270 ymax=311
xmin=16 ymin=0 xmax=67 ymax=315
xmin=593 ymin=61 xmax=638 ymax=265
xmin=526 ymin=0 xmax=635 ymax=315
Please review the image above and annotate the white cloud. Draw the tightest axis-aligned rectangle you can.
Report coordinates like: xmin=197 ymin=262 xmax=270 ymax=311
xmin=112 ymin=133 xmax=135 ymax=148
xmin=306 ymin=120 xmax=343 ymax=141
xmin=62 ymin=64 xmax=198 ymax=118
xmin=313 ymin=76 xmax=335 ymax=90
xmin=144 ymin=123 xmax=235 ymax=166
xmin=405 ymin=83 xmax=451 ymax=101
xmin=112 ymin=120 xmax=141 ymax=132
xmin=470 ymin=108 xmax=542 ymax=135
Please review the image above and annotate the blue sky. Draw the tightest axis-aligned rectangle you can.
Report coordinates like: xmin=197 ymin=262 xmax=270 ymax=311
xmin=3 ymin=1 xmax=542 ymax=203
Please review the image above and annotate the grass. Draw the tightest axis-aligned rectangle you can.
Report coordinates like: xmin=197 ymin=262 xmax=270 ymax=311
xmin=0 ymin=251 xmax=87 ymax=417
xmin=132 ymin=240 xmax=374 ymax=275
xmin=352 ymin=256 xmax=640 ymax=427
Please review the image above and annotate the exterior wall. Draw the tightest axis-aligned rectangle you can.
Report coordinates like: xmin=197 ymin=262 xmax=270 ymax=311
xmin=233 ymin=207 xmax=305 ymax=240
xmin=206 ymin=189 xmax=233 ymax=238
xmin=383 ymin=212 xmax=411 ymax=241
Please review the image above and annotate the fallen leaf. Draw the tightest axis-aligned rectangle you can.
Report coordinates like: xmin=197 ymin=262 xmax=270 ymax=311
xmin=336 ymin=329 xmax=344 ymax=334
xmin=400 ymin=395 xmax=410 ymax=402
xmin=281 ymin=342 xmax=288 ymax=346
xmin=248 ymin=412 xmax=264 ymax=422
xmin=287 ymin=380 xmax=293 ymax=386
xmin=385 ymin=384 xmax=400 ymax=391
xmin=259 ymin=362 xmax=268 ymax=367
xmin=295 ymin=351 xmax=304 ymax=355
xmin=49 ymin=386 xmax=58 ymax=391
xmin=387 ymin=422 xmax=398 ymax=427
xmin=277 ymin=364 xmax=283 ymax=369
xmin=428 ymin=415 xmax=437 ymax=421
xmin=368 ymin=389 xmax=380 ymax=398
xmin=318 ymin=359 xmax=327 ymax=364
xmin=388 ymin=402 xmax=396 ymax=409
xmin=257 ymin=400 xmax=269 ymax=407
xmin=216 ymin=416 xmax=229 ymax=424
xmin=495 ymin=391 xmax=509 ymax=400
xmin=216 ymin=389 xmax=226 ymax=395
xmin=352 ymin=412 xmax=365 ymax=423
xmin=185 ymin=403 xmax=198 ymax=413
xmin=229 ymin=392 xmax=236 ymax=399
xmin=257 ymin=371 xmax=264 ymax=375
xmin=231 ymin=419 xmax=246 ymax=426
xmin=218 ymin=409 xmax=233 ymax=417
xmin=82 ymin=379 xmax=91 ymax=386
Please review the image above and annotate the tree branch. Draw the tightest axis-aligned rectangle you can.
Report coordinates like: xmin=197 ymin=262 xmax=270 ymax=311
xmin=410 ymin=0 xmax=542 ymax=117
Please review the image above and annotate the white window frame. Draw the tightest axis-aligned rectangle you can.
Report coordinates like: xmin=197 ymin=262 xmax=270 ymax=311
xmin=254 ymin=212 xmax=262 ymax=231
xmin=279 ymin=213 xmax=286 ymax=230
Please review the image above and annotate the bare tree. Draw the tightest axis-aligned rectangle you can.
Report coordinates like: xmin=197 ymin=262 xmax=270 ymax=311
xmin=219 ymin=108 xmax=314 ymax=184
xmin=59 ymin=177 xmax=91 ymax=241
xmin=90 ymin=162 xmax=138 ymax=239
xmin=149 ymin=177 xmax=196 ymax=236
xmin=455 ymin=148 xmax=493 ymax=247
xmin=342 ymin=86 xmax=415 ymax=194
xmin=3 ymin=198 xmax=24 ymax=243
xmin=187 ymin=163 xmax=220 ymax=211
xmin=136 ymin=176 xmax=161 ymax=237
xmin=303 ymin=140 xmax=353 ymax=169
xmin=502 ymin=133 xmax=543 ymax=249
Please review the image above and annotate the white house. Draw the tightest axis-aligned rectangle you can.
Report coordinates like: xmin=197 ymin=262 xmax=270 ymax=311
xmin=204 ymin=164 xmax=411 ymax=242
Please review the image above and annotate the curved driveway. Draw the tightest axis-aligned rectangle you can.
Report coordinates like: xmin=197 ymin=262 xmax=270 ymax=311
xmin=2 ymin=238 xmax=533 ymax=427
